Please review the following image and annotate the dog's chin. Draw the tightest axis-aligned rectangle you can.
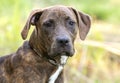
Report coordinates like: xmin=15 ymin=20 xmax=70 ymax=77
xmin=49 ymin=50 xmax=74 ymax=58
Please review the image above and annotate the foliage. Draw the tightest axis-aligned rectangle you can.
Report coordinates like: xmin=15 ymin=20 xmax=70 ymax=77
xmin=0 ymin=0 xmax=31 ymax=55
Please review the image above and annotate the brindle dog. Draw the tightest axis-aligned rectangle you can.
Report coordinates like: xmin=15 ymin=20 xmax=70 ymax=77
xmin=0 ymin=5 xmax=91 ymax=83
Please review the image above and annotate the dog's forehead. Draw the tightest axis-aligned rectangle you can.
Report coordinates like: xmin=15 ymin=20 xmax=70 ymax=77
xmin=48 ymin=6 xmax=72 ymax=14
xmin=41 ymin=6 xmax=76 ymax=21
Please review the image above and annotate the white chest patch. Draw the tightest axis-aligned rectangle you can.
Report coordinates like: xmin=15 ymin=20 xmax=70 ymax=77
xmin=48 ymin=55 xmax=68 ymax=83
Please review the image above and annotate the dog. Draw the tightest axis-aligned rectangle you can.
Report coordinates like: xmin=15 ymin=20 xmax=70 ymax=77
xmin=0 ymin=5 xmax=91 ymax=83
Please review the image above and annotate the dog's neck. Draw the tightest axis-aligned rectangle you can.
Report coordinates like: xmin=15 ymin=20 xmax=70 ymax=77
xmin=29 ymin=30 xmax=47 ymax=56
xmin=29 ymin=30 xmax=63 ymax=66
xmin=32 ymin=47 xmax=60 ymax=66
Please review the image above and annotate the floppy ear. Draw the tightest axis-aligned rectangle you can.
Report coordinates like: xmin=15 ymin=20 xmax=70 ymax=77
xmin=71 ymin=8 xmax=91 ymax=40
xmin=21 ymin=9 xmax=43 ymax=40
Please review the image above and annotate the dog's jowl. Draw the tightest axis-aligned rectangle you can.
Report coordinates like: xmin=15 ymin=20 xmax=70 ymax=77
xmin=0 ymin=5 xmax=91 ymax=83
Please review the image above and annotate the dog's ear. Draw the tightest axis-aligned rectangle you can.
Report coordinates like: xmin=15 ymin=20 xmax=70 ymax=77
xmin=21 ymin=9 xmax=43 ymax=40
xmin=70 ymin=7 xmax=91 ymax=40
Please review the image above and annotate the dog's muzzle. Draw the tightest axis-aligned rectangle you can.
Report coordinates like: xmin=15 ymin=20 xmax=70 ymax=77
xmin=49 ymin=36 xmax=75 ymax=57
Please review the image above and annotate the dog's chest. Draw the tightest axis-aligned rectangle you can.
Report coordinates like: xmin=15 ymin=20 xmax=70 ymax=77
xmin=10 ymin=61 xmax=59 ymax=83
xmin=9 ymin=65 xmax=46 ymax=83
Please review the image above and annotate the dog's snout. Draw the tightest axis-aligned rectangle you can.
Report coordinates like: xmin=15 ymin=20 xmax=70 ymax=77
xmin=56 ymin=37 xmax=69 ymax=45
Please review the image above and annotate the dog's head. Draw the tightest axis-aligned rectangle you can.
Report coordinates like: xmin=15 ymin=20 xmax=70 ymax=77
xmin=21 ymin=5 xmax=91 ymax=57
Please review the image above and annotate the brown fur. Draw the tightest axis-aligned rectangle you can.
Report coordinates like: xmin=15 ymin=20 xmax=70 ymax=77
xmin=0 ymin=5 xmax=91 ymax=83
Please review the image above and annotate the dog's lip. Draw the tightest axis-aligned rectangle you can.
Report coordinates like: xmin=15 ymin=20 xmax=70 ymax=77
xmin=60 ymin=52 xmax=68 ymax=56
xmin=61 ymin=52 xmax=66 ymax=55
xmin=57 ymin=51 xmax=71 ymax=57
xmin=50 ymin=51 xmax=68 ymax=58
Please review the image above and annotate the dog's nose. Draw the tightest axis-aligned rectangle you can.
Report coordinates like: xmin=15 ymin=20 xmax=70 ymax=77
xmin=56 ymin=37 xmax=69 ymax=45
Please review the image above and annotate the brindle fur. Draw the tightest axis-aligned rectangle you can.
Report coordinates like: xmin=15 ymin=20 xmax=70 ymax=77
xmin=0 ymin=5 xmax=91 ymax=83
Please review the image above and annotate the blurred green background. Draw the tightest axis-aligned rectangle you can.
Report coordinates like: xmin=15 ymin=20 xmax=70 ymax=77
xmin=0 ymin=0 xmax=120 ymax=83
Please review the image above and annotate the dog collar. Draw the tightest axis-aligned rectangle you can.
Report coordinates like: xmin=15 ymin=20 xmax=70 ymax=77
xmin=32 ymin=48 xmax=58 ymax=66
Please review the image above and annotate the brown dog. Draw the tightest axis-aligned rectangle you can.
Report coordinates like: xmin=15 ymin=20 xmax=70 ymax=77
xmin=0 ymin=5 xmax=91 ymax=83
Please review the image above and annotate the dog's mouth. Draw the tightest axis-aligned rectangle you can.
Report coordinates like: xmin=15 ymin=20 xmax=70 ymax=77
xmin=48 ymin=44 xmax=75 ymax=58
xmin=56 ymin=50 xmax=73 ymax=57
xmin=48 ymin=49 xmax=71 ymax=66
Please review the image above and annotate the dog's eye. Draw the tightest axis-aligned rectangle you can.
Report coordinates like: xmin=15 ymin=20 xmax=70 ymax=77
xmin=68 ymin=21 xmax=75 ymax=26
xmin=44 ymin=22 xmax=52 ymax=27
xmin=43 ymin=20 xmax=54 ymax=27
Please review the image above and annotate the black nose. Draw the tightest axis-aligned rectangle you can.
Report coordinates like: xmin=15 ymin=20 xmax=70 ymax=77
xmin=56 ymin=37 xmax=69 ymax=45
